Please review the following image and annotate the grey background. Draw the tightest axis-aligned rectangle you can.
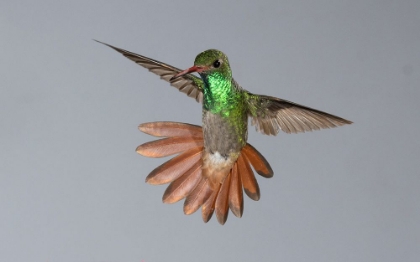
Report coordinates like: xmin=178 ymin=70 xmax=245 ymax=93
xmin=1 ymin=0 xmax=419 ymax=261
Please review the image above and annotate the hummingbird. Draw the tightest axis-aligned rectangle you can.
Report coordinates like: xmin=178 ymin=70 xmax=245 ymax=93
xmin=96 ymin=40 xmax=352 ymax=225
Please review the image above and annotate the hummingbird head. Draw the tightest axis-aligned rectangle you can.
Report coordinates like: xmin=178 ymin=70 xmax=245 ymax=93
xmin=170 ymin=49 xmax=232 ymax=81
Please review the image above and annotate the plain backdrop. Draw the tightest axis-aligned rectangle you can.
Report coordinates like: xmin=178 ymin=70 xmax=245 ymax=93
xmin=1 ymin=1 xmax=419 ymax=261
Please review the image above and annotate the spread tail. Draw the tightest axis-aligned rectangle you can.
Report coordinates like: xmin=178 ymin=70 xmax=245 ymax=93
xmin=137 ymin=121 xmax=273 ymax=225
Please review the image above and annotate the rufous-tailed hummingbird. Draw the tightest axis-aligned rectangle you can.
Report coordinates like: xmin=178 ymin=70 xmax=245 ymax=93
xmin=96 ymin=41 xmax=352 ymax=225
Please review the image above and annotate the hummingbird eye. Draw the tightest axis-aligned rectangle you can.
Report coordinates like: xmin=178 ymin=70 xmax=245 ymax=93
xmin=213 ymin=60 xmax=221 ymax=68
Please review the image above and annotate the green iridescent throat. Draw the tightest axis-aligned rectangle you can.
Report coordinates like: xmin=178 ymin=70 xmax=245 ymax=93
xmin=202 ymin=72 xmax=239 ymax=116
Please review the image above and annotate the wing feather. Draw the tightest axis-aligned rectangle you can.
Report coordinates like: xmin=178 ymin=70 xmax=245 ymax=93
xmin=245 ymin=92 xmax=352 ymax=135
xmin=96 ymin=40 xmax=204 ymax=103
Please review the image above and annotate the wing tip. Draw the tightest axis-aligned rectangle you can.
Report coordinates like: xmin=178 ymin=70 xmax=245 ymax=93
xmin=93 ymin=39 xmax=112 ymax=48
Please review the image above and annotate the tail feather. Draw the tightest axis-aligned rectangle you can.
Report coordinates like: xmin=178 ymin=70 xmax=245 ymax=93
xmin=228 ymin=163 xmax=243 ymax=218
xmin=183 ymin=178 xmax=213 ymax=215
xmin=136 ymin=137 xmax=203 ymax=157
xmin=238 ymin=154 xmax=261 ymax=201
xmin=242 ymin=144 xmax=273 ymax=178
xmin=214 ymin=171 xmax=231 ymax=225
xmin=145 ymin=146 xmax=202 ymax=185
xmin=139 ymin=122 xmax=203 ymax=138
xmin=162 ymin=161 xmax=202 ymax=204
xmin=201 ymin=184 xmax=220 ymax=223
xmin=138 ymin=121 xmax=273 ymax=225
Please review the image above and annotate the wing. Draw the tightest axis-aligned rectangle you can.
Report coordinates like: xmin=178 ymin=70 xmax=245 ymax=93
xmin=245 ymin=92 xmax=352 ymax=135
xmin=95 ymin=40 xmax=204 ymax=103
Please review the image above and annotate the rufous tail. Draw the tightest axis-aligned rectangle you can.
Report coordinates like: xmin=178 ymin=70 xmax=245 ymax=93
xmin=136 ymin=121 xmax=273 ymax=225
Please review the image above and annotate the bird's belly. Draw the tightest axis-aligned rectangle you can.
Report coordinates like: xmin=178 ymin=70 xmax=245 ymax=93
xmin=201 ymin=110 xmax=247 ymax=188
xmin=202 ymin=110 xmax=247 ymax=157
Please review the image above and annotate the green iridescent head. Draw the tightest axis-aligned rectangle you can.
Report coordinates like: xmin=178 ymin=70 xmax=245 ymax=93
xmin=193 ymin=49 xmax=232 ymax=79
xmin=170 ymin=49 xmax=232 ymax=83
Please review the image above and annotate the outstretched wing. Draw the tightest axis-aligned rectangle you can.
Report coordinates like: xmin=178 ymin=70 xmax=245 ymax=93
xmin=96 ymin=40 xmax=204 ymax=103
xmin=245 ymin=92 xmax=352 ymax=135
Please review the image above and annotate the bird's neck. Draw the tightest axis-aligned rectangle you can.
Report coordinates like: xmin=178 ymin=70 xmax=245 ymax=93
xmin=202 ymin=73 xmax=240 ymax=116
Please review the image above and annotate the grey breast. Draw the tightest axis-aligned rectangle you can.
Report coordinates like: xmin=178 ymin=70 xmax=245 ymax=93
xmin=202 ymin=110 xmax=247 ymax=158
